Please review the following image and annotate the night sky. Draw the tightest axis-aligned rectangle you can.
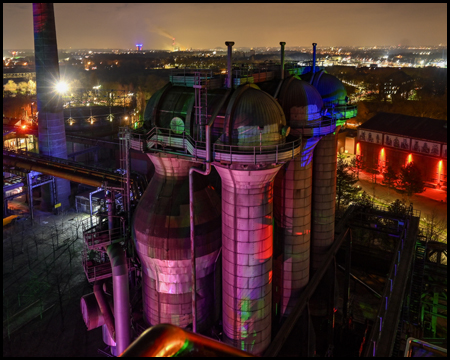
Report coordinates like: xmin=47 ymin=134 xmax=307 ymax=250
xmin=3 ymin=3 xmax=448 ymax=50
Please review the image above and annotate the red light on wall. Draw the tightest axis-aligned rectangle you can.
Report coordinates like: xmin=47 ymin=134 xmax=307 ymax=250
xmin=356 ymin=142 xmax=361 ymax=155
xmin=407 ymin=154 xmax=412 ymax=164
xmin=268 ymin=270 xmax=272 ymax=283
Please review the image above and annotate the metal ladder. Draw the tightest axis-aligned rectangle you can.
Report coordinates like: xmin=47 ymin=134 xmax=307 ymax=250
xmin=193 ymin=72 xmax=208 ymax=142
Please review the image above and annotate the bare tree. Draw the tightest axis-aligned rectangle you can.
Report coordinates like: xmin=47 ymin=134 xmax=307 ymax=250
xmin=421 ymin=209 xmax=447 ymax=243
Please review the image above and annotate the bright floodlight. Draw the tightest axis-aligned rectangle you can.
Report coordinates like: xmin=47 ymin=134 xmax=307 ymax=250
xmin=55 ymin=81 xmax=69 ymax=94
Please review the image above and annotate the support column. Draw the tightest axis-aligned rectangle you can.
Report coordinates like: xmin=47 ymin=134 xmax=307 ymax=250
xmin=273 ymin=136 xmax=321 ymax=319
xmin=273 ymin=159 xmax=312 ymax=318
xmin=311 ymin=132 xmax=338 ymax=271
xmin=215 ymin=165 xmax=281 ymax=355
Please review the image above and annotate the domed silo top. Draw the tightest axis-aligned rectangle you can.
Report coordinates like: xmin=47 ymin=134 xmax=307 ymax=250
xmin=143 ymin=82 xmax=172 ymax=129
xmin=278 ymin=76 xmax=323 ymax=126
xmin=222 ymin=84 xmax=287 ymax=146
xmin=144 ymin=84 xmax=195 ymax=131
xmin=308 ymin=71 xmax=347 ymax=105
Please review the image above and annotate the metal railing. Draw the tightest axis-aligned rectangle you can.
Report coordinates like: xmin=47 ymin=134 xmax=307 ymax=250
xmin=129 ymin=126 xmax=302 ymax=164
xmin=81 ymin=247 xmax=131 ymax=283
xmin=364 ymin=216 xmax=415 ymax=357
xmin=82 ymin=216 xmax=126 ymax=250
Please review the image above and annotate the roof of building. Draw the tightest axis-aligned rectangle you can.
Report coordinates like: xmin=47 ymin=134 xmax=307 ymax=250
xmin=359 ymin=112 xmax=447 ymax=143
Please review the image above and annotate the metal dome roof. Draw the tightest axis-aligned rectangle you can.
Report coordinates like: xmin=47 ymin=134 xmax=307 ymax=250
xmin=278 ymin=76 xmax=323 ymax=125
xmin=222 ymin=84 xmax=286 ymax=146
xmin=302 ymin=70 xmax=347 ymax=105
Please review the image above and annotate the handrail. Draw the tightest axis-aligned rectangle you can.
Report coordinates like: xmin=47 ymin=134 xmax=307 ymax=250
xmin=363 ymin=216 xmax=419 ymax=357
xmin=130 ymin=126 xmax=303 ymax=164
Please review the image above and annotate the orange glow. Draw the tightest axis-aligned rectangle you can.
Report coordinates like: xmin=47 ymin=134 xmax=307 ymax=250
xmin=439 ymin=160 xmax=443 ymax=170
xmin=407 ymin=154 xmax=412 ymax=164
xmin=22 ymin=125 xmax=26 ymax=129
xmin=356 ymin=142 xmax=361 ymax=155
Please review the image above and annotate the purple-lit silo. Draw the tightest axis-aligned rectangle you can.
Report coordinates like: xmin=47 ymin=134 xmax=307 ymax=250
xmin=214 ymin=84 xmax=286 ymax=355
xmin=272 ymin=76 xmax=326 ymax=318
xmin=33 ymin=3 xmax=71 ymax=209
xmin=133 ymin=154 xmax=222 ymax=332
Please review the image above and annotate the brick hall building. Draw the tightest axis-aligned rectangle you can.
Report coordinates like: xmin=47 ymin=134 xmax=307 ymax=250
xmin=356 ymin=112 xmax=447 ymax=189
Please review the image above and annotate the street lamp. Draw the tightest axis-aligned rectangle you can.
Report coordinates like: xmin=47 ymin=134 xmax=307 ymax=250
xmin=55 ymin=81 xmax=69 ymax=94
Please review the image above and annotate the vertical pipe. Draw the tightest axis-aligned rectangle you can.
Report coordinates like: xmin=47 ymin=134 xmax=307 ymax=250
xmin=189 ymin=124 xmax=211 ymax=333
xmin=280 ymin=42 xmax=286 ymax=80
xmin=106 ymin=191 xmax=114 ymax=240
xmin=106 ymin=244 xmax=130 ymax=355
xmin=343 ymin=229 xmax=352 ymax=320
xmin=225 ymin=41 xmax=235 ymax=89
xmin=312 ymin=43 xmax=317 ymax=77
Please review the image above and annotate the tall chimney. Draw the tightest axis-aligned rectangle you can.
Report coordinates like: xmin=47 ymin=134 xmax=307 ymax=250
xmin=33 ymin=3 xmax=71 ymax=209
xmin=225 ymin=41 xmax=235 ymax=89
xmin=280 ymin=42 xmax=286 ymax=80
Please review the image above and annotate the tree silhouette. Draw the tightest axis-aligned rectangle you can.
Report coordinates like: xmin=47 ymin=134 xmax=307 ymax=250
xmin=395 ymin=161 xmax=425 ymax=198
xmin=336 ymin=157 xmax=359 ymax=213
xmin=381 ymin=165 xmax=398 ymax=194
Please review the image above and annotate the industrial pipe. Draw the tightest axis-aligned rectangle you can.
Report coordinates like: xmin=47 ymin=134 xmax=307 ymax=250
xmin=225 ymin=41 xmax=235 ymax=89
xmin=311 ymin=43 xmax=317 ymax=84
xmin=280 ymin=41 xmax=286 ymax=80
xmin=189 ymin=125 xmax=211 ymax=333
xmin=93 ymin=281 xmax=116 ymax=341
xmin=120 ymin=324 xmax=254 ymax=357
xmin=106 ymin=243 xmax=131 ymax=355
xmin=3 ymin=153 xmax=123 ymax=188
xmin=188 ymin=88 xmax=231 ymax=333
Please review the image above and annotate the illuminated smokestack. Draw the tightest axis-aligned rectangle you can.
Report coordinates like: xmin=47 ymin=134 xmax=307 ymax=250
xmin=33 ymin=3 xmax=71 ymax=209
xmin=280 ymin=42 xmax=286 ymax=80
xmin=225 ymin=41 xmax=235 ymax=89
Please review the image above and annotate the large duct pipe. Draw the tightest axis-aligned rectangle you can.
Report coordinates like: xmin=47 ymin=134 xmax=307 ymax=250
xmin=120 ymin=324 xmax=254 ymax=357
xmin=280 ymin=42 xmax=286 ymax=80
xmin=2 ymin=155 xmax=121 ymax=188
xmin=93 ymin=282 xmax=116 ymax=341
xmin=225 ymin=41 xmax=235 ymax=89
xmin=106 ymin=243 xmax=131 ymax=355
xmin=33 ymin=3 xmax=71 ymax=209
